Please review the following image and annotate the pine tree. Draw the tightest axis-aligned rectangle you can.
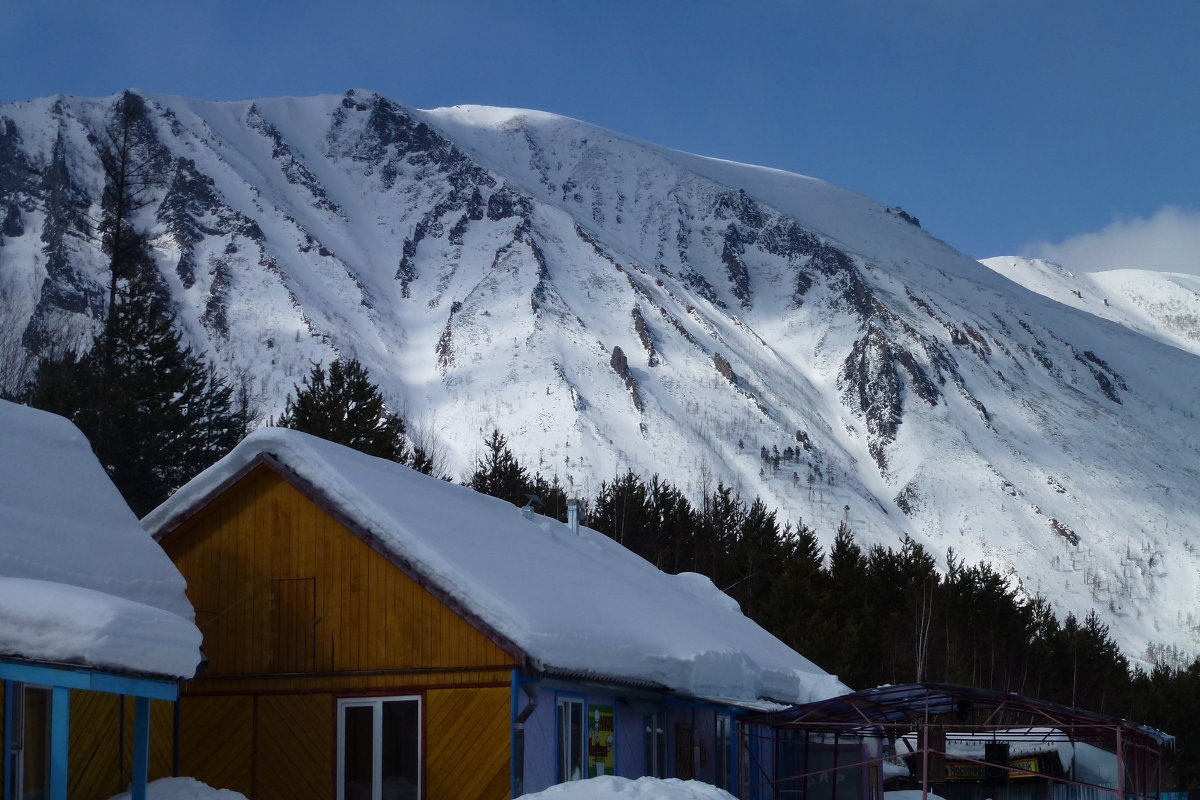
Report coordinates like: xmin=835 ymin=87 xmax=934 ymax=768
xmin=467 ymin=429 xmax=531 ymax=506
xmin=29 ymin=263 xmax=248 ymax=516
xmin=277 ymin=358 xmax=408 ymax=463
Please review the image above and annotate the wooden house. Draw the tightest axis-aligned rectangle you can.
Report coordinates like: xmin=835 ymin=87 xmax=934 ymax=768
xmin=144 ymin=428 xmax=846 ymax=799
xmin=0 ymin=400 xmax=203 ymax=800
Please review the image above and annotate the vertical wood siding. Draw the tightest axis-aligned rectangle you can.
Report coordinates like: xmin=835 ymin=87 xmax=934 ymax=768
xmin=162 ymin=465 xmax=519 ymax=676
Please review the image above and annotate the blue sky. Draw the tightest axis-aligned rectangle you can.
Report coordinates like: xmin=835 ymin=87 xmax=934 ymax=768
xmin=2 ymin=0 xmax=1197 ymax=266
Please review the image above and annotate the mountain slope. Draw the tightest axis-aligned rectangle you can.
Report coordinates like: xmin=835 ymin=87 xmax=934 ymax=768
xmin=982 ymin=256 xmax=1200 ymax=358
xmin=2 ymin=90 xmax=1199 ymax=659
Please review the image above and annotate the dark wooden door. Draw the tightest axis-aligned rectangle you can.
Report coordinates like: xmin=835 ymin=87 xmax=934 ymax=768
xmin=674 ymin=722 xmax=695 ymax=780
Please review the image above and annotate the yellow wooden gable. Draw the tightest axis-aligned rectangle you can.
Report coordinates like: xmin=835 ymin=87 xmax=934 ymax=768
xmin=158 ymin=461 xmax=519 ymax=800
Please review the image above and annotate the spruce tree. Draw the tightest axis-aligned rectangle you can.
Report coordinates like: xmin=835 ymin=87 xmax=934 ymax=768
xmin=467 ymin=429 xmax=531 ymax=506
xmin=277 ymin=358 xmax=408 ymax=463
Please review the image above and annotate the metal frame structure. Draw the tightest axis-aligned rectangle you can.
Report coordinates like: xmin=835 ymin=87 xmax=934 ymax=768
xmin=1 ymin=657 xmax=179 ymax=800
xmin=739 ymin=683 xmax=1174 ymax=800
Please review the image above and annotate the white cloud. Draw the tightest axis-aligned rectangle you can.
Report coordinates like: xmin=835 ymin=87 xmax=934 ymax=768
xmin=1022 ymin=206 xmax=1200 ymax=275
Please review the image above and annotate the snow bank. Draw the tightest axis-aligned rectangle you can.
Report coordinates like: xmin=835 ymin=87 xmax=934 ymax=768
xmin=107 ymin=777 xmax=247 ymax=800
xmin=885 ymin=791 xmax=949 ymax=800
xmin=0 ymin=400 xmax=202 ymax=678
xmin=522 ymin=776 xmax=736 ymax=800
xmin=145 ymin=427 xmax=847 ymax=704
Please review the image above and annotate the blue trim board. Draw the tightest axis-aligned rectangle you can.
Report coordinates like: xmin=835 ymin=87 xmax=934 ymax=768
xmin=0 ymin=658 xmax=178 ymax=700
xmin=3 ymin=684 xmax=14 ymax=800
xmin=131 ymin=697 xmax=151 ymax=800
xmin=510 ymin=669 xmax=519 ymax=798
xmin=50 ymin=686 xmax=69 ymax=800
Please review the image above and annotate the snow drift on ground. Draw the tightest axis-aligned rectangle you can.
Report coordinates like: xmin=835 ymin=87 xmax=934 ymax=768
xmin=144 ymin=427 xmax=847 ymax=705
xmin=521 ymin=776 xmax=735 ymax=800
xmin=0 ymin=399 xmax=202 ymax=678
xmin=107 ymin=778 xmax=247 ymax=800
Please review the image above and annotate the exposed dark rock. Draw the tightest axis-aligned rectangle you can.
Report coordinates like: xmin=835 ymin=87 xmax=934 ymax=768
xmin=714 ymin=352 xmax=737 ymax=385
xmin=895 ymin=482 xmax=921 ymax=515
xmin=2 ymin=203 xmax=22 ymax=238
xmin=1078 ymin=350 xmax=1128 ymax=402
xmin=24 ymin=131 xmax=102 ymax=350
xmin=448 ymin=214 xmax=470 ymax=245
xmin=887 ymin=206 xmax=921 ymax=227
xmin=714 ymin=188 xmax=766 ymax=230
xmin=466 ymin=187 xmax=485 ymax=220
xmin=157 ymin=157 xmax=262 ymax=290
xmin=396 ymin=239 xmax=418 ymax=297
xmin=487 ymin=185 xmax=532 ymax=221
xmin=1050 ymin=518 xmax=1080 ymax=546
xmin=610 ymin=345 xmax=644 ymax=412
xmin=683 ymin=269 xmax=724 ymax=309
xmin=436 ymin=309 xmax=456 ymax=370
xmin=631 ymin=306 xmax=658 ymax=367
xmin=839 ymin=324 xmax=940 ymax=468
xmin=721 ymin=224 xmax=752 ymax=309
xmin=246 ymin=104 xmax=342 ymax=215
xmin=202 ymin=255 xmax=232 ymax=337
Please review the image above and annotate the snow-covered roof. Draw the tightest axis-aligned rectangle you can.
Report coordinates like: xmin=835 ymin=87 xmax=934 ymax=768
xmin=0 ymin=400 xmax=202 ymax=679
xmin=144 ymin=427 xmax=847 ymax=705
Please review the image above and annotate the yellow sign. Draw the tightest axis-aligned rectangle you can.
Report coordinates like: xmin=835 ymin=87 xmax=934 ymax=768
xmin=588 ymin=705 xmax=615 ymax=777
xmin=943 ymin=757 xmax=1041 ymax=782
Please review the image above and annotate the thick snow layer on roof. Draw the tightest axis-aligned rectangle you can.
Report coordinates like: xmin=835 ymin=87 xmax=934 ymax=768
xmin=520 ymin=776 xmax=735 ymax=800
xmin=0 ymin=578 xmax=202 ymax=679
xmin=145 ymin=428 xmax=847 ymax=704
xmin=0 ymin=400 xmax=201 ymax=678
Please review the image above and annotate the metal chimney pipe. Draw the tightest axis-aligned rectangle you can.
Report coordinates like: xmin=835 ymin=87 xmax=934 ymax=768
xmin=567 ymin=500 xmax=579 ymax=535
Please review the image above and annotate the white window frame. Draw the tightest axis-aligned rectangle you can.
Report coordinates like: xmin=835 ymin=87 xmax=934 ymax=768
xmin=715 ymin=713 xmax=733 ymax=790
xmin=645 ymin=710 xmax=667 ymax=778
xmin=556 ymin=695 xmax=587 ymax=782
xmin=6 ymin=682 xmax=53 ymax=800
xmin=336 ymin=695 xmax=422 ymax=800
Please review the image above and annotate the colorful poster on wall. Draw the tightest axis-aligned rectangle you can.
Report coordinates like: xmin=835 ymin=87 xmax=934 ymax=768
xmin=588 ymin=704 xmax=616 ymax=777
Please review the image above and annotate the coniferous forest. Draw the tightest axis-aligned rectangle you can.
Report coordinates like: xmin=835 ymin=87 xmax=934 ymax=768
xmin=467 ymin=430 xmax=1200 ymax=791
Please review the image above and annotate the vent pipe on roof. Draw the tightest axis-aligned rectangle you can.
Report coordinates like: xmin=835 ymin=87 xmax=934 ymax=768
xmin=567 ymin=499 xmax=580 ymax=535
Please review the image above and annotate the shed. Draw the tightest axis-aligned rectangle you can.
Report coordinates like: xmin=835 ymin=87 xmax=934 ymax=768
xmin=741 ymin=682 xmax=1173 ymax=800
xmin=145 ymin=427 xmax=846 ymax=799
xmin=0 ymin=399 xmax=203 ymax=800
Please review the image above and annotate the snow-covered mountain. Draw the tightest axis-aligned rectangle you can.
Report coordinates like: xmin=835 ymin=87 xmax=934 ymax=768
xmin=3 ymin=90 xmax=1199 ymax=660
xmin=982 ymin=256 xmax=1200 ymax=358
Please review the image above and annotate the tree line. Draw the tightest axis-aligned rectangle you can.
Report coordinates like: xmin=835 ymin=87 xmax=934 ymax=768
xmin=465 ymin=433 xmax=1200 ymax=790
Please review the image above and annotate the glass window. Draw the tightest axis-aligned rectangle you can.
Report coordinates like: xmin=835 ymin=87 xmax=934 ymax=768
xmin=4 ymin=683 xmax=51 ymax=800
xmin=716 ymin=715 xmax=733 ymax=790
xmin=644 ymin=712 xmax=667 ymax=778
xmin=556 ymin=696 xmax=586 ymax=782
xmin=338 ymin=696 xmax=420 ymax=800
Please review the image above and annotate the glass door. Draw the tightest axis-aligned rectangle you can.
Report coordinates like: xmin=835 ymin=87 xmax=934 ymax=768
xmin=337 ymin=696 xmax=420 ymax=800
